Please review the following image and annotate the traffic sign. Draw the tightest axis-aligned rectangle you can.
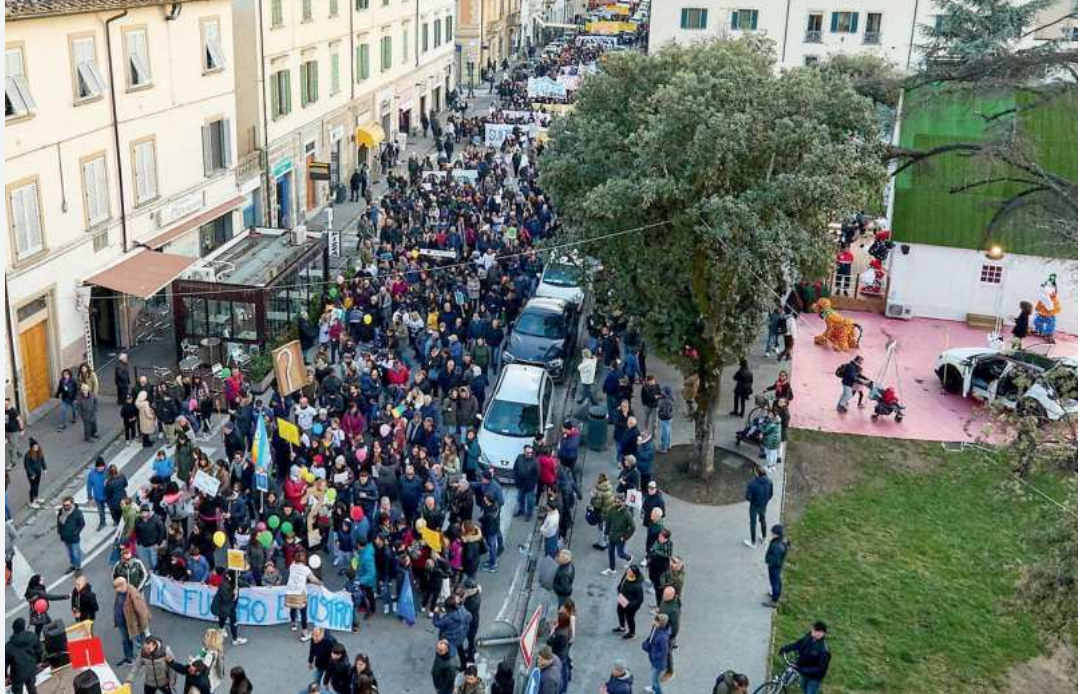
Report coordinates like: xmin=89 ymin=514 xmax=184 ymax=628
xmin=519 ymin=604 xmax=544 ymax=669
xmin=523 ymin=667 xmax=541 ymax=694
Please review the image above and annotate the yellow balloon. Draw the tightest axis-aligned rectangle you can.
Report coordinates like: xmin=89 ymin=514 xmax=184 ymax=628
xmin=303 ymin=472 xmax=316 ymax=483
xmin=363 ymin=314 xmax=373 ymax=325
xmin=212 ymin=531 xmax=226 ymax=548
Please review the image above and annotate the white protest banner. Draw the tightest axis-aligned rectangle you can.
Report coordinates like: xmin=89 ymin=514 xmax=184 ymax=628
xmin=423 ymin=169 xmax=479 ymax=185
xmin=556 ymin=74 xmax=582 ymax=92
xmin=419 ymin=248 xmax=458 ymax=260
xmin=192 ymin=470 xmax=221 ymax=497
xmin=150 ymin=575 xmax=354 ymax=631
xmin=526 ymin=77 xmax=567 ymax=100
xmin=485 ymin=123 xmax=517 ymax=148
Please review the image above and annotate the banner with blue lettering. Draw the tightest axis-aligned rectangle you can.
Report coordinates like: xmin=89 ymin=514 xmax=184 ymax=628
xmin=149 ymin=576 xmax=354 ymax=632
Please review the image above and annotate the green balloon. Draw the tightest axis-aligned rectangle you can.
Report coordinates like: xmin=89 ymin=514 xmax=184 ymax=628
xmin=258 ymin=531 xmax=273 ymax=548
xmin=220 ymin=368 xmax=231 ymax=378
xmin=329 ymin=287 xmax=339 ymax=298
xmin=280 ymin=521 xmax=294 ymax=536
xmin=267 ymin=515 xmax=280 ymax=529
xmin=326 ymin=488 xmax=337 ymax=503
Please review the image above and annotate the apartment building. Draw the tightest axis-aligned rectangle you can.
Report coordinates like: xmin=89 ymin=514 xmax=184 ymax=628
xmin=5 ymin=0 xmax=246 ymax=413
xmin=648 ymin=0 xmax=1078 ymax=69
xmin=233 ymin=0 xmax=457 ymax=228
xmin=456 ymin=0 xmax=521 ymax=86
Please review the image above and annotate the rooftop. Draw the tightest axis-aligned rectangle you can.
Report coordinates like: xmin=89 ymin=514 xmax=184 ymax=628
xmin=5 ymin=0 xmax=189 ymax=20
xmin=191 ymin=229 xmax=323 ymax=287
xmin=891 ymin=88 xmax=1077 ymax=260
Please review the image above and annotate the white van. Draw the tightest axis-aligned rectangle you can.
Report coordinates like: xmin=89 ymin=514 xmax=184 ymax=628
xmin=478 ymin=364 xmax=556 ymax=481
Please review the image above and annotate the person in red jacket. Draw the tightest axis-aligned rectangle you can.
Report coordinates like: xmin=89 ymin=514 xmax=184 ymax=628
xmin=537 ymin=446 xmax=557 ymax=499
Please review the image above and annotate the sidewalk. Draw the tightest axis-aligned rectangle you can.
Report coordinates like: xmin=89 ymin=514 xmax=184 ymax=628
xmin=563 ymin=348 xmax=786 ymax=691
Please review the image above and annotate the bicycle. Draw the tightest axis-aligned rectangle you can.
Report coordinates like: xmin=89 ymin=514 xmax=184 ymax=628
xmin=753 ymin=652 xmax=801 ymax=694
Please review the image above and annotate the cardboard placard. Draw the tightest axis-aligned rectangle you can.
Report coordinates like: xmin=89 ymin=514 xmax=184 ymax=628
xmin=193 ymin=470 xmax=221 ymax=497
xmin=277 ymin=418 xmax=301 ymax=446
xmin=227 ymin=549 xmax=247 ymax=571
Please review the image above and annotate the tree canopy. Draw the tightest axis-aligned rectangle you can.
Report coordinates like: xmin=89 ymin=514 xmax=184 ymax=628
xmin=540 ymin=37 xmax=886 ymax=475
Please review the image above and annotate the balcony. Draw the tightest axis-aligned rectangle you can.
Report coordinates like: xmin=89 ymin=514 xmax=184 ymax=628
xmin=804 ymin=30 xmax=822 ymax=43
xmin=235 ymin=150 xmax=264 ymax=187
xmin=863 ymin=31 xmax=881 ymax=45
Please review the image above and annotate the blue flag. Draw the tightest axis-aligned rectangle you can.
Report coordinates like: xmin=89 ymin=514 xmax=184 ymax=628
xmin=397 ymin=571 xmax=417 ymax=626
xmin=251 ymin=416 xmax=271 ymax=492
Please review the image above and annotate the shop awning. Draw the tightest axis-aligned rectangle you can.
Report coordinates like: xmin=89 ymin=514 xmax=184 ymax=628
xmin=355 ymin=124 xmax=386 ymax=149
xmin=145 ymin=195 xmax=246 ymax=249
xmin=83 ymin=249 xmax=196 ymax=299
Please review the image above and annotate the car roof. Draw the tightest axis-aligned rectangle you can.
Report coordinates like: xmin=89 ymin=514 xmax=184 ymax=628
xmin=523 ymin=297 xmax=570 ymax=314
xmin=492 ymin=365 xmax=547 ymax=404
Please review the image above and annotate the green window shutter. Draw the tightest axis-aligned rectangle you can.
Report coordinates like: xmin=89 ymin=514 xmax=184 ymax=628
xmin=299 ymin=63 xmax=308 ymax=106
xmin=360 ymin=44 xmax=370 ymax=79
xmin=311 ymin=62 xmax=318 ymax=101
xmin=284 ymin=69 xmax=292 ymax=113
xmin=331 ymin=53 xmax=340 ymax=93
xmin=751 ymin=10 xmax=758 ymax=29
xmin=270 ymin=73 xmax=280 ymax=118
xmin=446 ymin=16 xmax=452 ymax=40
xmin=422 ymin=23 xmax=428 ymax=52
xmin=680 ymin=8 xmax=688 ymax=28
xmin=329 ymin=0 xmax=338 ymax=15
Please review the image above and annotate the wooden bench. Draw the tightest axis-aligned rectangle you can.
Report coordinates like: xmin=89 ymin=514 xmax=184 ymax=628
xmin=966 ymin=313 xmax=998 ymax=330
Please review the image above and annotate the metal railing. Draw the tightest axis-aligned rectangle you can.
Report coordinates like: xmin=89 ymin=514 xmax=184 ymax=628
xmin=863 ymin=31 xmax=881 ymax=45
xmin=804 ymin=30 xmax=822 ymax=43
xmin=235 ymin=150 xmax=264 ymax=186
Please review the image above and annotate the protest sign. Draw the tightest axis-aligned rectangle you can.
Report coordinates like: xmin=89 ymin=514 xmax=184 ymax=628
xmin=526 ymin=77 xmax=567 ymax=100
xmin=485 ymin=123 xmax=517 ymax=147
xmin=227 ymin=549 xmax=247 ymax=571
xmin=192 ymin=470 xmax=221 ymax=497
xmin=276 ymin=417 xmax=300 ymax=446
xmin=420 ymin=526 xmax=443 ymax=551
xmin=150 ymin=575 xmax=354 ymax=631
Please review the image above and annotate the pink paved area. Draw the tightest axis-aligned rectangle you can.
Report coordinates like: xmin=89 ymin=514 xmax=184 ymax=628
xmin=789 ymin=311 xmax=1078 ymax=442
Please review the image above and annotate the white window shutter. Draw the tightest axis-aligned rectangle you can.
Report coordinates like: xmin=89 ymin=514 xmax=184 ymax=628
xmin=11 ymin=187 xmax=30 ymax=254
xmin=202 ymin=124 xmax=214 ymax=177
xmin=6 ymin=49 xmax=24 ymax=78
xmin=221 ymin=118 xmax=233 ymax=168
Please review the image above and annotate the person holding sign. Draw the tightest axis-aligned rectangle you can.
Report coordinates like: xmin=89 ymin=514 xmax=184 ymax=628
xmin=286 ymin=549 xmax=322 ymax=642
xmin=211 ymin=569 xmax=247 ymax=646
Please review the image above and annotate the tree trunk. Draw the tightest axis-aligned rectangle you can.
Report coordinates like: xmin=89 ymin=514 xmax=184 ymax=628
xmin=688 ymin=370 xmax=721 ymax=479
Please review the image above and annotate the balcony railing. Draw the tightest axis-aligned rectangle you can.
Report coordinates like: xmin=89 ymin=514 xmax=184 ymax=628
xmin=235 ymin=150 xmax=264 ymax=186
xmin=863 ymin=31 xmax=881 ymax=45
xmin=804 ymin=30 xmax=822 ymax=43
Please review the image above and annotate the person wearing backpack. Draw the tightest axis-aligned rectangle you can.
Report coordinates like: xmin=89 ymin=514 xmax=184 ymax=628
xmin=764 ymin=307 xmax=783 ymax=357
xmin=762 ymin=525 xmax=790 ymax=609
xmin=836 ymin=356 xmax=868 ymax=413
xmin=713 ymin=671 xmax=750 ymax=694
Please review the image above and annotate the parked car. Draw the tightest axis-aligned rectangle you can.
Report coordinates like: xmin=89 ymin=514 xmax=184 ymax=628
xmin=478 ymin=364 xmax=557 ymax=481
xmin=935 ymin=347 xmax=1078 ymax=420
xmin=535 ymin=260 xmax=585 ymax=306
xmin=503 ymin=297 xmax=578 ymax=382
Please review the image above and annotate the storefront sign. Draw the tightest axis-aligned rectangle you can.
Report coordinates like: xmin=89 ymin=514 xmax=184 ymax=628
xmin=308 ymin=162 xmax=331 ymax=181
xmin=150 ymin=575 xmax=354 ymax=631
xmin=327 ymin=229 xmax=341 ymax=258
xmin=329 ymin=126 xmax=344 ymax=143
xmin=271 ymin=159 xmax=293 ymax=178
xmin=155 ymin=190 xmax=205 ymax=228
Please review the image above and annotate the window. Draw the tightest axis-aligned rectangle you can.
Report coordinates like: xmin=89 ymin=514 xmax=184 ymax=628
xmin=81 ymin=155 xmax=109 ymax=227
xmin=71 ymin=36 xmax=107 ymax=101
xmin=980 ymin=264 xmax=1003 ymax=284
xmin=434 ymin=20 xmax=442 ymax=46
xmin=8 ymin=181 xmax=43 ymax=259
xmin=330 ymin=49 xmax=340 ymax=94
xmin=302 ymin=0 xmax=313 ymax=21
xmin=356 ymin=0 xmax=368 ymax=9
xmin=805 ymin=13 xmax=823 ymax=42
xmin=271 ymin=0 xmax=284 ymax=27
xmin=6 ymin=47 xmax=36 ymax=119
xmin=864 ymin=12 xmax=882 ymax=43
xmin=402 ymin=26 xmax=409 ymax=61
xmin=132 ymin=140 xmax=158 ymax=204
xmin=329 ymin=0 xmax=338 ymax=17
xmin=92 ymin=228 xmax=109 ymax=252
xmin=679 ymin=7 xmax=708 ymax=30
xmin=270 ymin=68 xmax=292 ymax=118
xmin=202 ymin=118 xmax=232 ymax=176
xmin=445 ymin=16 xmax=453 ymax=41
xmin=356 ymin=43 xmax=370 ymax=80
xmin=124 ymin=28 xmax=152 ymax=88
xmin=830 ymin=11 xmax=858 ymax=34
xmin=202 ymin=19 xmax=226 ymax=72
xmin=300 ymin=59 xmax=318 ymax=106
xmin=422 ymin=23 xmax=429 ymax=52
xmin=803 ymin=55 xmax=820 ymax=66
xmin=380 ymin=35 xmax=392 ymax=71
xmin=730 ymin=9 xmax=758 ymax=31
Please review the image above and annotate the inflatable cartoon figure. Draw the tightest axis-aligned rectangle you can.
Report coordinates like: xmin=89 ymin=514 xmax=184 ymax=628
xmin=811 ymin=298 xmax=861 ymax=351
xmin=1033 ymin=274 xmax=1061 ymax=342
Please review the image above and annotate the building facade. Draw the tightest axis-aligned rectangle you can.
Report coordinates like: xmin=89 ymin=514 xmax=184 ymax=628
xmin=5 ymin=0 xmax=246 ymax=413
xmin=648 ymin=0 xmax=1078 ymax=69
xmin=456 ymin=0 xmax=521 ymax=87
xmin=233 ymin=0 xmax=457 ymax=229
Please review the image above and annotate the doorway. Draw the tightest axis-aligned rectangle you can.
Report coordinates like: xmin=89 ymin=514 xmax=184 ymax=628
xmin=90 ymin=288 xmax=121 ymax=367
xmin=420 ymin=95 xmax=427 ymax=121
xmin=433 ymin=86 xmax=441 ymax=112
xmin=19 ymin=320 xmax=51 ymax=412
xmin=398 ymin=109 xmax=411 ymax=135
xmin=276 ymin=172 xmax=292 ymax=228
xmin=306 ymin=152 xmax=317 ymax=212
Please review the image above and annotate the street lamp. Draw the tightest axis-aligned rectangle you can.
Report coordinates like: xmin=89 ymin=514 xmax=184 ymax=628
xmin=985 ymin=244 xmax=1004 ymax=261
xmin=985 ymin=243 xmax=1008 ymax=346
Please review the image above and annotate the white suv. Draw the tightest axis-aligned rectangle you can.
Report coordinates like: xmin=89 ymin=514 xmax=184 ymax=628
xmin=478 ymin=364 xmax=556 ymax=481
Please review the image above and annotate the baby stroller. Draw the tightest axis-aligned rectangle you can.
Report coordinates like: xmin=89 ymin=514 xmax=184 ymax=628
xmin=735 ymin=395 xmax=773 ymax=447
xmin=869 ymin=382 xmax=905 ymax=422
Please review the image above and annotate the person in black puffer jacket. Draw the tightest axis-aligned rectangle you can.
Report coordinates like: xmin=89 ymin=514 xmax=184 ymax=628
xmin=322 ymin=643 xmax=352 ymax=694
xmin=6 ymin=618 xmax=42 ymax=694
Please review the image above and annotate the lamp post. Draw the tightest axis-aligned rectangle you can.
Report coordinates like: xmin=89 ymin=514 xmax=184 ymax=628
xmin=467 ymin=60 xmax=475 ymax=97
xmin=986 ymin=244 xmax=1008 ymax=346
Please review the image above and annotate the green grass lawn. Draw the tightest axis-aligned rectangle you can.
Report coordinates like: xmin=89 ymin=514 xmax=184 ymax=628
xmin=773 ymin=431 xmax=1074 ymax=694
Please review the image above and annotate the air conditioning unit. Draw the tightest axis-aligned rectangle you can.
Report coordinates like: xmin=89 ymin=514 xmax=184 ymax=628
xmin=885 ymin=302 xmax=913 ymax=320
xmin=292 ymin=224 xmax=308 ymax=245
xmin=188 ymin=266 xmax=217 ymax=283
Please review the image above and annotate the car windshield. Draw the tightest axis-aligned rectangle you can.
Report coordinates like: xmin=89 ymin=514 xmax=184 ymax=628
xmin=483 ymin=400 xmax=540 ymax=437
xmin=542 ymin=264 xmax=581 ymax=288
xmin=516 ymin=311 xmax=564 ymax=339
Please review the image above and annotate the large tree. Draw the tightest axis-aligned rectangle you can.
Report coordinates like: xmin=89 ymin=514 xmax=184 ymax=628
xmin=539 ymin=38 xmax=886 ymax=477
